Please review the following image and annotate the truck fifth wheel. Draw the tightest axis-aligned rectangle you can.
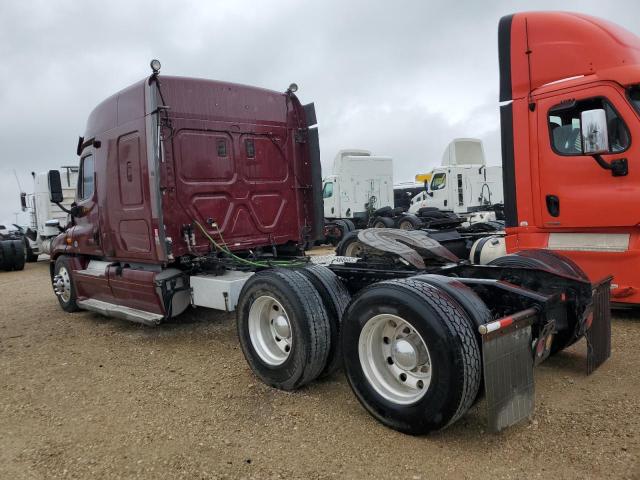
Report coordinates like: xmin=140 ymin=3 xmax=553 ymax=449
xmin=48 ymin=33 xmax=611 ymax=435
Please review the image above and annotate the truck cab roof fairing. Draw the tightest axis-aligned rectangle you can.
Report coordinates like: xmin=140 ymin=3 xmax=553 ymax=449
xmin=499 ymin=11 xmax=640 ymax=102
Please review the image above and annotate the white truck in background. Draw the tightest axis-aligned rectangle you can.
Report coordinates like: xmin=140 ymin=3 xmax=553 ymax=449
xmin=409 ymin=138 xmax=504 ymax=222
xmin=322 ymin=149 xmax=394 ymax=222
xmin=322 ymin=150 xmax=397 ymax=242
xmin=20 ymin=166 xmax=78 ymax=261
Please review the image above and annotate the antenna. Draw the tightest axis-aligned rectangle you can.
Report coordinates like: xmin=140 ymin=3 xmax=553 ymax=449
xmin=13 ymin=169 xmax=23 ymax=193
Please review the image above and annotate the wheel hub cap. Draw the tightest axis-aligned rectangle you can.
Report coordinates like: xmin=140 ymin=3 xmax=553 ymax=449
xmin=392 ymin=338 xmax=418 ymax=370
xmin=53 ymin=268 xmax=71 ymax=302
xmin=272 ymin=315 xmax=291 ymax=339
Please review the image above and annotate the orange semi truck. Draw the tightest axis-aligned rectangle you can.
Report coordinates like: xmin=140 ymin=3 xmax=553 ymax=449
xmin=499 ymin=12 xmax=640 ymax=305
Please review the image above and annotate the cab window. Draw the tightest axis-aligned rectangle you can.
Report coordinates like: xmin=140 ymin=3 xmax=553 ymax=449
xmin=322 ymin=182 xmax=333 ymax=198
xmin=548 ymin=98 xmax=630 ymax=155
xmin=78 ymin=155 xmax=95 ymax=201
xmin=430 ymin=173 xmax=446 ymax=191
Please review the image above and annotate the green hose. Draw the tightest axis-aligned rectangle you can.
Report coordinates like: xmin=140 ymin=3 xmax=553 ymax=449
xmin=193 ymin=220 xmax=306 ymax=268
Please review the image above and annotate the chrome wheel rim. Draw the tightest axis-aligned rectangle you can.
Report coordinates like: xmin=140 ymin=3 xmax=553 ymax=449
xmin=248 ymin=295 xmax=292 ymax=365
xmin=358 ymin=314 xmax=432 ymax=405
xmin=54 ymin=266 xmax=71 ymax=303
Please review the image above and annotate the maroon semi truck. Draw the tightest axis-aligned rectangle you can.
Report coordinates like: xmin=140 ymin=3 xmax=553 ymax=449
xmin=47 ymin=58 xmax=611 ymax=435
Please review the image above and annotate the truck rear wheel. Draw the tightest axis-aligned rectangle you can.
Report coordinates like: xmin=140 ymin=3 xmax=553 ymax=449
xmin=396 ymin=215 xmax=422 ymax=230
xmin=237 ymin=269 xmax=331 ymax=390
xmin=336 ymin=230 xmax=365 ymax=257
xmin=342 ymin=278 xmax=481 ymax=434
xmin=53 ymin=256 xmax=79 ymax=312
xmin=299 ymin=265 xmax=351 ymax=377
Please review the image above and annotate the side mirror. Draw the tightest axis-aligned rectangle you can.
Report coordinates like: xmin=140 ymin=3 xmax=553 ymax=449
xmin=48 ymin=170 xmax=64 ymax=203
xmin=581 ymin=109 xmax=609 ymax=155
xmin=20 ymin=192 xmax=27 ymax=211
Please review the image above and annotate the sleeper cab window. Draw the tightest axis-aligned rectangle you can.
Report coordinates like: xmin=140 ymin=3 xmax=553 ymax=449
xmin=430 ymin=172 xmax=446 ymax=191
xmin=548 ymin=97 xmax=630 ymax=155
xmin=79 ymin=155 xmax=95 ymax=201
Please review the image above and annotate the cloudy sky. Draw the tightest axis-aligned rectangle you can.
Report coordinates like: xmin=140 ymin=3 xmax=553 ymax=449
xmin=1 ymin=0 xmax=638 ymax=224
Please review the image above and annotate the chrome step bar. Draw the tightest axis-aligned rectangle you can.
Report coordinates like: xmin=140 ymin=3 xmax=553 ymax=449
xmin=77 ymin=298 xmax=163 ymax=326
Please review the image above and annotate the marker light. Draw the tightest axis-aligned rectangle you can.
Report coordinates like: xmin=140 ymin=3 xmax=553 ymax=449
xmin=150 ymin=59 xmax=162 ymax=73
xmin=286 ymin=83 xmax=298 ymax=94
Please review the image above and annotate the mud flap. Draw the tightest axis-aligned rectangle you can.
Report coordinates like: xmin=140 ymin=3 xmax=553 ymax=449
xmin=586 ymin=277 xmax=612 ymax=375
xmin=479 ymin=308 xmax=537 ymax=432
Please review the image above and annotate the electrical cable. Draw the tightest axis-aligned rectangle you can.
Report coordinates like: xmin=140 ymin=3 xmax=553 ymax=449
xmin=192 ymin=220 xmax=306 ymax=268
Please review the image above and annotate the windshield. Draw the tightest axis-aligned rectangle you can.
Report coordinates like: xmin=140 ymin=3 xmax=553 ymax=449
xmin=322 ymin=182 xmax=333 ymax=199
xmin=627 ymin=84 xmax=640 ymax=115
xmin=430 ymin=173 xmax=446 ymax=191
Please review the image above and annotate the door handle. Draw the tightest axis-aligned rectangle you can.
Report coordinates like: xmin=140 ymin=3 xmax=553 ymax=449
xmin=546 ymin=195 xmax=560 ymax=217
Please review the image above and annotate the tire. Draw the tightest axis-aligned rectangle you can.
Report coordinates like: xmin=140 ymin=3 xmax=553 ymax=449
xmin=334 ymin=219 xmax=350 ymax=239
xmin=373 ymin=206 xmax=393 ymax=217
xmin=371 ymin=216 xmax=395 ymax=228
xmin=0 ymin=241 xmax=9 ymax=270
xmin=25 ymin=240 xmax=39 ymax=263
xmin=336 ymin=230 xmax=364 ymax=257
xmin=0 ymin=241 xmax=14 ymax=271
xmin=11 ymin=240 xmax=25 ymax=271
xmin=396 ymin=215 xmax=422 ymax=230
xmin=417 ymin=207 xmax=439 ymax=216
xmin=0 ymin=240 xmax=24 ymax=271
xmin=342 ymin=278 xmax=481 ymax=434
xmin=53 ymin=256 xmax=80 ymax=312
xmin=413 ymin=274 xmax=490 ymax=405
xmin=342 ymin=219 xmax=356 ymax=232
xmin=299 ymin=265 xmax=351 ymax=377
xmin=236 ymin=268 xmax=331 ymax=390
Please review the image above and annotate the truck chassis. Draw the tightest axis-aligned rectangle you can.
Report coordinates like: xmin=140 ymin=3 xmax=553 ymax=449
xmin=52 ymin=229 xmax=611 ymax=435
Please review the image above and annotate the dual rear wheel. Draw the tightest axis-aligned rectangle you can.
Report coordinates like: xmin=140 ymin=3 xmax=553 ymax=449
xmin=237 ymin=267 xmax=483 ymax=435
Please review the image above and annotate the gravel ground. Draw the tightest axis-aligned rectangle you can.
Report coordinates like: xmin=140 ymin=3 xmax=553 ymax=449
xmin=0 ymin=260 xmax=638 ymax=479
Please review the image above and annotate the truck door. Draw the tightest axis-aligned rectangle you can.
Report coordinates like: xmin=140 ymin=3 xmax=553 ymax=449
xmin=429 ymin=171 xmax=448 ymax=210
xmin=322 ymin=179 xmax=338 ymax=218
xmin=73 ymin=152 xmax=103 ymax=257
xmin=104 ymin=125 xmax=156 ymax=261
xmin=536 ymin=85 xmax=639 ymax=228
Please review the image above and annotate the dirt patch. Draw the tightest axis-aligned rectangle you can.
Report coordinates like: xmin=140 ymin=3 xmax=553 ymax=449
xmin=0 ymin=261 xmax=638 ymax=479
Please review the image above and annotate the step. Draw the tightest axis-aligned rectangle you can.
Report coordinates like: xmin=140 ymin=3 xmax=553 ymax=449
xmin=77 ymin=298 xmax=163 ymax=326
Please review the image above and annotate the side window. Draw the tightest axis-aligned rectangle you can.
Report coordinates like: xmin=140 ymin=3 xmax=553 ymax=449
xmin=430 ymin=173 xmax=446 ymax=191
xmin=322 ymin=182 xmax=333 ymax=199
xmin=78 ymin=155 xmax=95 ymax=201
xmin=548 ymin=97 xmax=630 ymax=155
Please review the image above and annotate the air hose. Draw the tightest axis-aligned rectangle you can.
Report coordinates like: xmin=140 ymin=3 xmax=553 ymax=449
xmin=192 ymin=220 xmax=306 ymax=268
